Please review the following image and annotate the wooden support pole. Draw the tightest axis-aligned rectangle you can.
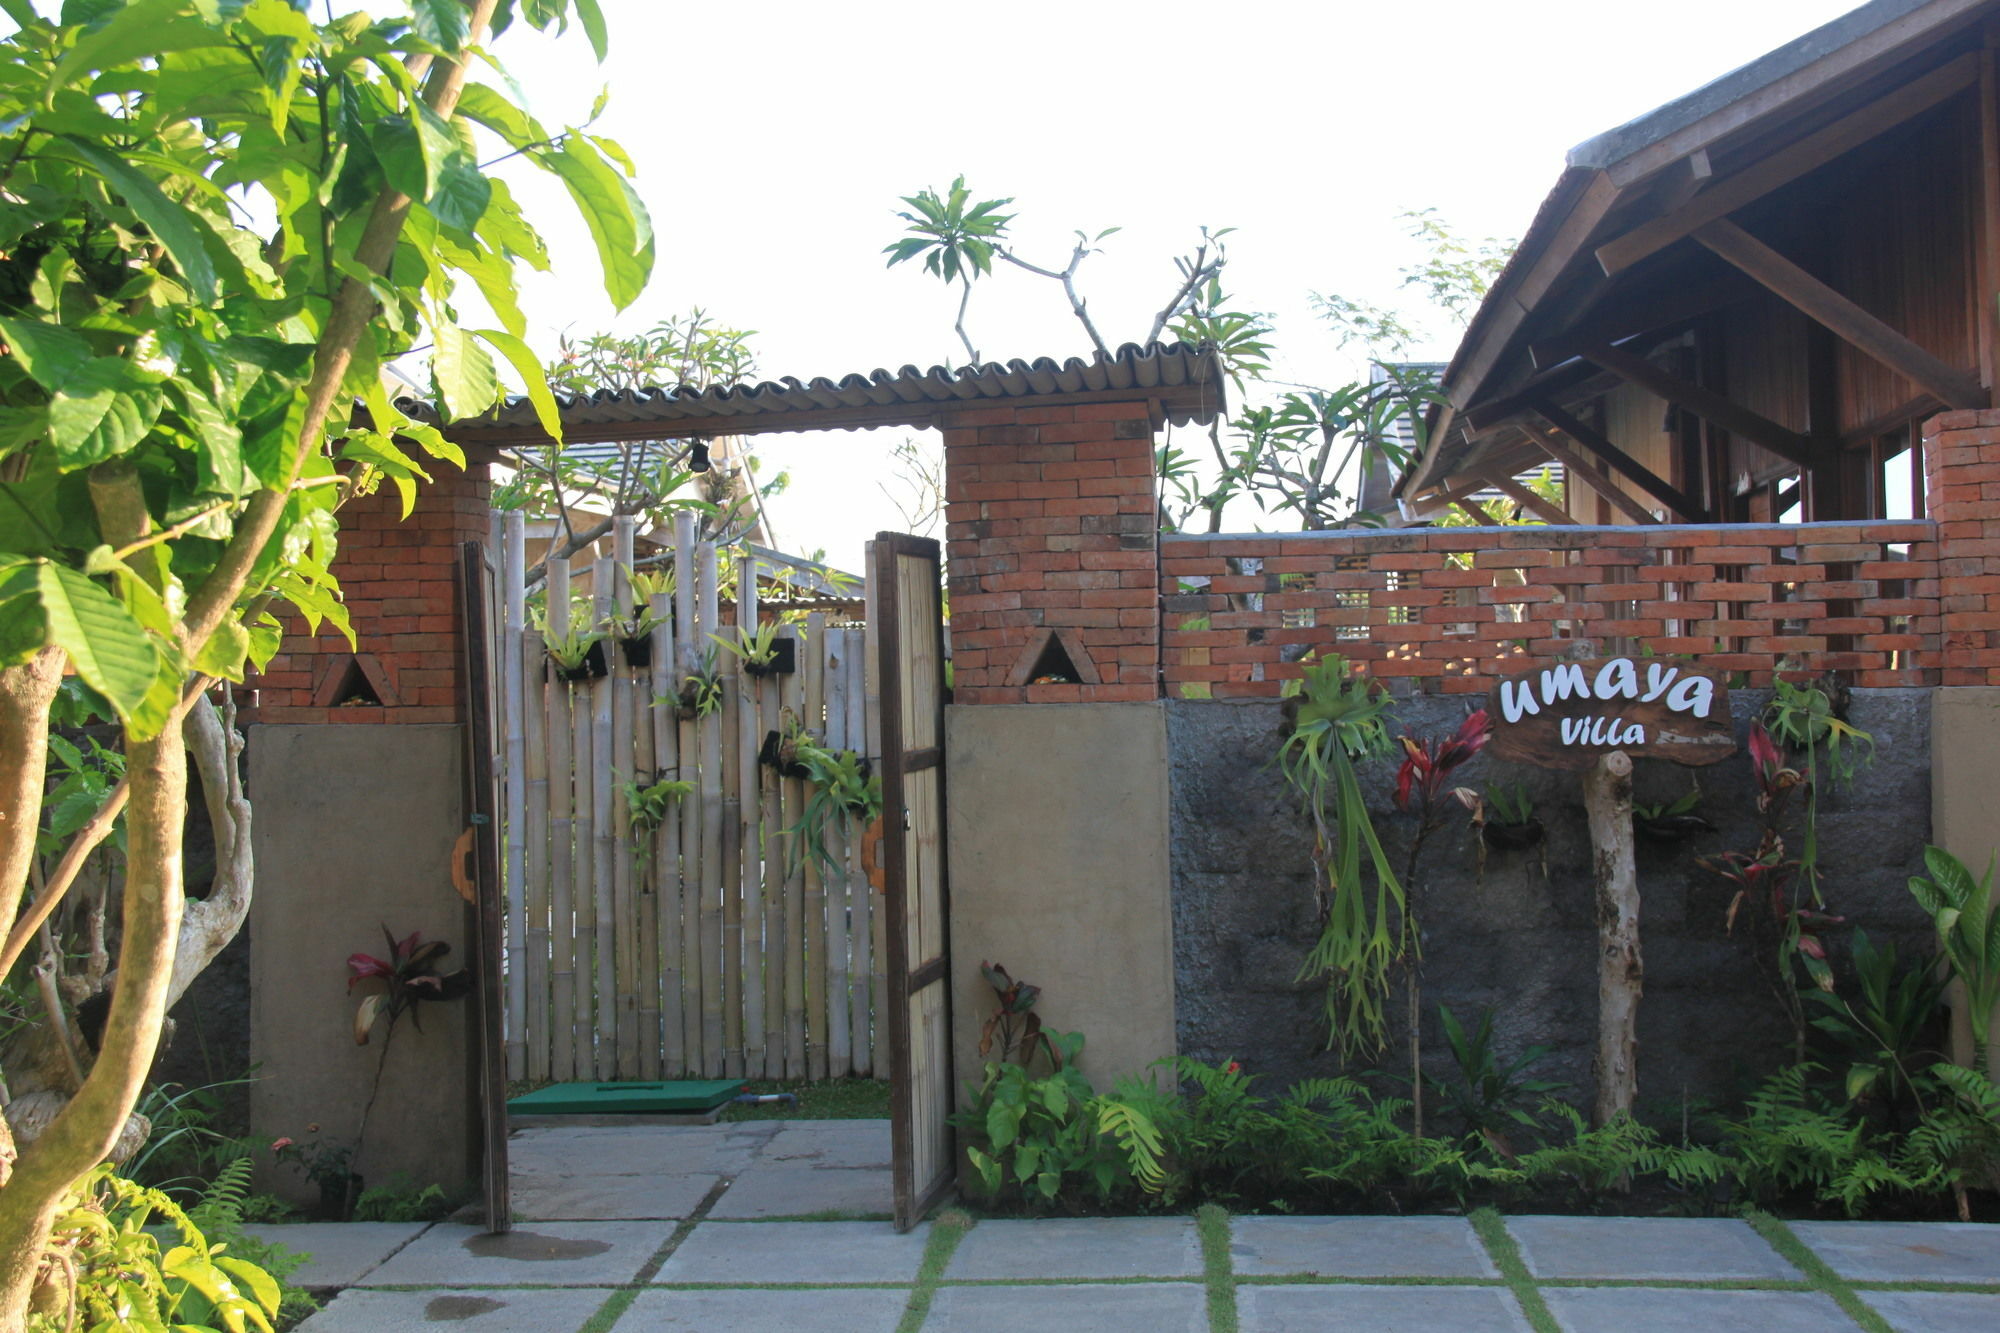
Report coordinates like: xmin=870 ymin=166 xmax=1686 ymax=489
xmin=781 ymin=627 xmax=808 ymax=1077
xmin=673 ymin=518 xmax=701 ymax=1074
xmin=1478 ymin=471 xmax=1574 ymax=525
xmin=803 ymin=612 xmax=829 ymax=1081
xmin=1533 ymin=402 xmax=1711 ymax=522
xmin=1583 ymin=750 xmax=1641 ymax=1127
xmin=1694 ymin=217 xmax=1987 ymax=410
xmin=719 ymin=650 xmax=744 ymax=1078
xmin=1519 ymin=420 xmax=1664 ymax=525
xmin=698 ymin=541 xmax=725 ymax=1077
xmin=824 ymin=625 xmax=853 ymax=1077
xmin=843 ymin=626 xmax=871 ymax=1073
xmin=760 ymin=665 xmax=785 ymax=1078
xmin=501 ymin=512 xmax=527 ymax=1082
xmin=653 ymin=591 xmax=683 ymax=1078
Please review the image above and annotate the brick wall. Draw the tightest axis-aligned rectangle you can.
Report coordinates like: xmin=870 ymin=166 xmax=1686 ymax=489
xmin=242 ymin=464 xmax=491 ymax=724
xmin=944 ymin=402 xmax=1161 ymax=703
xmin=1923 ymin=408 xmax=2000 ymax=686
xmin=1159 ymin=521 xmax=1940 ymax=698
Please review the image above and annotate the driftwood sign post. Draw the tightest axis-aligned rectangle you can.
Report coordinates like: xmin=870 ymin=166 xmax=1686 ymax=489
xmin=1488 ymin=658 xmax=1735 ymax=1125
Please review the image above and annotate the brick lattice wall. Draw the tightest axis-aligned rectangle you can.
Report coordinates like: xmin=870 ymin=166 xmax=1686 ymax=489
xmin=944 ymin=402 xmax=1161 ymax=704
xmin=1924 ymin=408 xmax=2000 ymax=686
xmin=1160 ymin=521 xmax=1940 ymax=698
xmin=242 ymin=464 xmax=491 ymax=724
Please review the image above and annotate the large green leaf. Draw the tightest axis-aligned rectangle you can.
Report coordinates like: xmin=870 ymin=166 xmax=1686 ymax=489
xmin=431 ymin=321 xmax=500 ymax=421
xmin=571 ymin=0 xmax=608 ymax=61
xmin=539 ymin=137 xmax=653 ymax=309
xmin=55 ymin=134 xmax=221 ymax=304
xmin=473 ymin=328 xmax=561 ymax=441
xmin=50 ymin=0 xmax=228 ymax=91
xmin=36 ymin=560 xmax=161 ymax=723
xmin=46 ymin=359 xmax=164 ymax=466
xmin=409 ymin=0 xmax=470 ymax=51
xmin=0 ymin=315 xmax=95 ymax=392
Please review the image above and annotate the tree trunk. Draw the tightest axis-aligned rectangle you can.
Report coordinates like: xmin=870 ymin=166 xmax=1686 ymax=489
xmin=1583 ymin=750 xmax=1640 ymax=1126
xmin=0 ymin=724 xmax=187 ymax=1327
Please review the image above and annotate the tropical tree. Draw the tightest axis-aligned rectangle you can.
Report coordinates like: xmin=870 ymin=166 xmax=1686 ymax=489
xmin=0 ymin=0 xmax=648 ymax=1321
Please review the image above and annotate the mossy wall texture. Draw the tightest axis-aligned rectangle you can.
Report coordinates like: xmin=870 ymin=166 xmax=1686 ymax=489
xmin=1166 ymin=690 xmax=1935 ymax=1109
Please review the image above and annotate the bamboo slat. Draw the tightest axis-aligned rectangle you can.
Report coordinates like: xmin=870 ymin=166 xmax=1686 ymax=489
xmin=612 ymin=520 xmax=640 ymax=1077
xmin=697 ymin=542 xmax=724 ymax=1077
xmin=718 ymin=663 xmax=744 ymax=1079
xmin=520 ymin=625 xmax=551 ymax=1085
xmin=547 ymin=557 xmax=577 ymax=1080
xmin=738 ymin=551 xmax=765 ymax=1076
xmin=824 ymin=627 xmax=852 ymax=1077
xmin=652 ymin=591 xmax=684 ymax=1079
xmin=500 ymin=513 xmax=527 ymax=1080
xmin=760 ymin=666 xmax=784 ymax=1078
xmin=674 ymin=520 xmax=702 ymax=1074
xmin=632 ymin=605 xmax=660 ymax=1082
xmin=781 ymin=629 xmax=807 ymax=1077
xmin=862 ymin=546 xmax=888 ymax=1077
xmin=802 ymin=613 xmax=829 ymax=1080
xmin=591 ymin=554 xmax=616 ymax=1078
xmin=844 ymin=625 xmax=872 ymax=1072
xmin=570 ymin=667 xmax=595 ymax=1079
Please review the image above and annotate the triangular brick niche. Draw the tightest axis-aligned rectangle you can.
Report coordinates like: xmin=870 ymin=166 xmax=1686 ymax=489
xmin=1003 ymin=627 xmax=1101 ymax=687
xmin=311 ymin=652 xmax=402 ymax=708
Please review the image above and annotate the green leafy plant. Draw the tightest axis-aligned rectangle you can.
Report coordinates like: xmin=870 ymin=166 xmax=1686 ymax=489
xmin=1634 ymin=783 xmax=1714 ymax=839
xmin=1900 ymin=1063 xmax=2000 ymax=1219
xmin=1277 ymin=654 xmax=1402 ymax=1055
xmin=534 ymin=603 xmax=608 ymax=674
xmin=954 ymin=1031 xmax=1143 ymax=1207
xmin=1483 ymin=780 xmax=1535 ymax=828
xmin=1806 ymin=929 xmax=1946 ymax=1115
xmin=1908 ymin=845 xmax=2000 ymax=1070
xmin=712 ymin=620 xmax=782 ymax=671
xmin=30 ymin=1164 xmax=284 ymax=1333
xmin=124 ymin=1075 xmax=263 ymax=1199
xmin=1765 ymin=678 xmax=1874 ymax=897
xmin=352 ymin=1174 xmax=453 ymax=1223
xmin=1427 ymin=1005 xmax=1567 ymax=1155
xmin=618 ymin=771 xmax=693 ymax=873
xmin=785 ymin=732 xmax=883 ymax=877
xmin=668 ymin=648 xmax=724 ymax=718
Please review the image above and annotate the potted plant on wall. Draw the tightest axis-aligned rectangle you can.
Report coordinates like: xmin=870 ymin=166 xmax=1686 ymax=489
xmin=535 ymin=604 xmax=608 ymax=682
xmin=664 ymin=646 xmax=722 ymax=718
xmin=613 ymin=569 xmax=675 ymax=668
xmin=1635 ymin=784 xmax=1713 ymax=842
xmin=713 ymin=621 xmax=794 ymax=676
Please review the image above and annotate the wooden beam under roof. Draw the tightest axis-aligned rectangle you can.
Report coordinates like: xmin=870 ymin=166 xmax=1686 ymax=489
xmin=1573 ymin=339 xmax=1816 ymax=468
xmin=1595 ymin=51 xmax=1980 ymax=276
xmin=1454 ymin=497 xmax=1502 ymax=525
xmin=1692 ymin=218 xmax=1988 ymax=410
xmin=1533 ymin=401 xmax=1711 ymax=523
xmin=1528 ymin=266 xmax=1761 ymax=371
xmin=1517 ymin=420 xmax=1662 ymax=525
xmin=1479 ymin=471 xmax=1575 ymax=525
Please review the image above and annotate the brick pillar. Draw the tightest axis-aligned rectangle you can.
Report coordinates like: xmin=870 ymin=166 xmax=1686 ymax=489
xmin=943 ymin=401 xmax=1160 ymax=703
xmin=245 ymin=463 xmax=492 ymax=723
xmin=1924 ymin=409 xmax=2000 ymax=685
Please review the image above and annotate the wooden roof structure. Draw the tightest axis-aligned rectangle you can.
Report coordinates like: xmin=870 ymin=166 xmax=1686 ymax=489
xmin=1399 ymin=0 xmax=2000 ymax=525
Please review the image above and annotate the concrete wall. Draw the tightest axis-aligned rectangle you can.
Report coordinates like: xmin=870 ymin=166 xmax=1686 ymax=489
xmin=1168 ymin=690 xmax=1936 ymax=1108
xmin=1930 ymin=686 xmax=2000 ymax=1077
xmin=249 ymin=724 xmax=477 ymax=1208
xmin=944 ymin=703 xmax=1176 ymax=1092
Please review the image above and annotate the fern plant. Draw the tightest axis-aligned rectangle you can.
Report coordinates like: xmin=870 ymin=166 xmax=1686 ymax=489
xmin=785 ymin=733 xmax=883 ymax=878
xmin=618 ymin=771 xmax=694 ymax=874
xmin=1277 ymin=653 xmax=1402 ymax=1055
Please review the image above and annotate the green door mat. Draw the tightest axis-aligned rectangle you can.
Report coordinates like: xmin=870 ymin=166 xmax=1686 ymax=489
xmin=508 ymin=1080 xmax=746 ymax=1115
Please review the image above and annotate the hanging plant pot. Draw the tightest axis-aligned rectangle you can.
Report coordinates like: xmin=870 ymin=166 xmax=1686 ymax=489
xmin=1636 ymin=812 xmax=1715 ymax=843
xmin=1482 ymin=818 xmax=1545 ymax=852
xmin=758 ymin=728 xmax=812 ymax=779
xmin=551 ymin=641 xmax=609 ymax=683
xmin=743 ymin=638 xmax=797 ymax=677
xmin=619 ymin=635 xmax=653 ymax=669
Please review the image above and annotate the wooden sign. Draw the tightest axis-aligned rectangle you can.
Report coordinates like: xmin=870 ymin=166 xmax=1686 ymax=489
xmin=1486 ymin=658 xmax=1735 ymax=769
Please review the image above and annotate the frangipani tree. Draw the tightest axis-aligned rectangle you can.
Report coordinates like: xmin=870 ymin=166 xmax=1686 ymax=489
xmin=0 ymin=0 xmax=649 ymax=1320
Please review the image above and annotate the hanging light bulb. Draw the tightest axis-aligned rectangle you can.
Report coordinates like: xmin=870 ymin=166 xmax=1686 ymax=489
xmin=688 ymin=440 xmax=711 ymax=473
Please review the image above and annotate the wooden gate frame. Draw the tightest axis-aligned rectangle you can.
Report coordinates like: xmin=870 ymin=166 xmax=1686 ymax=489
xmin=875 ymin=532 xmax=955 ymax=1230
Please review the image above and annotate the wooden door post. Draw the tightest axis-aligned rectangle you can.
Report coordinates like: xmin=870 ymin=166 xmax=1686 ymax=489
xmin=1582 ymin=750 xmax=1641 ymax=1126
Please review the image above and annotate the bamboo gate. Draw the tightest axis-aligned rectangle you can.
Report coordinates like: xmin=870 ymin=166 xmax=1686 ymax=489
xmin=493 ymin=511 xmax=885 ymax=1084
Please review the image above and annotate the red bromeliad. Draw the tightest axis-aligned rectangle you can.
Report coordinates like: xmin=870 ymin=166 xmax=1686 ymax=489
xmin=1395 ymin=709 xmax=1492 ymax=818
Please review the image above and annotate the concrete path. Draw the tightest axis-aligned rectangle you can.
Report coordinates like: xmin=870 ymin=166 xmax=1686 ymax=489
xmin=251 ymin=1120 xmax=2000 ymax=1331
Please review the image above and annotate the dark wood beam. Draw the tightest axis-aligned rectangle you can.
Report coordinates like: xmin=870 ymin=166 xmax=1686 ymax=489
xmin=1480 ymin=471 xmax=1575 ymax=525
xmin=1463 ymin=361 xmax=1616 ymax=434
xmin=1533 ymin=401 xmax=1711 ymax=523
xmin=1693 ymin=218 xmax=1988 ymax=410
xmin=1978 ymin=42 xmax=2000 ymax=392
xmin=1454 ymin=497 xmax=1502 ymax=526
xmin=1595 ymin=52 xmax=1979 ymax=276
xmin=1517 ymin=420 xmax=1662 ymax=525
xmin=1527 ymin=266 xmax=1761 ymax=370
xmin=1573 ymin=339 xmax=1816 ymax=468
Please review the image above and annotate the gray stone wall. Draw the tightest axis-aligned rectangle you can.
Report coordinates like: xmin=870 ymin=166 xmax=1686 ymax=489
xmin=1167 ymin=690 xmax=1935 ymax=1113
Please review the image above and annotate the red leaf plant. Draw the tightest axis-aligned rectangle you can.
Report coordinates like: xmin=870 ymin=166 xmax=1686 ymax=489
xmin=1394 ymin=708 xmax=1492 ymax=820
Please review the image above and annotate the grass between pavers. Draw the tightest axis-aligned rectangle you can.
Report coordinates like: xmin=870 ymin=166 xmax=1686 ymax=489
xmin=1745 ymin=1211 xmax=1894 ymax=1333
xmin=1196 ymin=1204 xmax=1238 ymax=1333
xmin=574 ymin=1180 xmax=731 ymax=1333
xmin=895 ymin=1208 xmax=973 ymax=1333
xmin=1471 ymin=1208 xmax=1562 ymax=1333
xmin=721 ymin=1077 xmax=893 ymax=1121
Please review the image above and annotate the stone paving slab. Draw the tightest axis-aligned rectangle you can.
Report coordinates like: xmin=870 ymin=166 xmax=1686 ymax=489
xmin=510 ymin=1170 xmax=719 ymax=1221
xmin=946 ymin=1217 xmax=1202 ymax=1280
xmin=506 ymin=1127 xmax=768 ymax=1177
xmin=617 ymin=1285 xmax=910 ymax=1330
xmin=704 ymin=1164 xmax=893 ymax=1219
xmin=1790 ymin=1220 xmax=2000 ymax=1282
xmin=357 ymin=1221 xmax=672 ymax=1287
xmin=242 ymin=1221 xmax=429 ymax=1288
xmin=761 ymin=1121 xmax=893 ymax=1168
xmin=1238 ymin=1282 xmax=1532 ymax=1331
xmin=1507 ymin=1215 xmax=1794 ymax=1280
xmin=1230 ymin=1215 xmax=1497 ymax=1278
xmin=925 ymin=1281 xmax=1206 ymax=1331
xmin=1539 ymin=1286 xmax=1856 ymax=1333
xmin=1856 ymin=1289 xmax=2000 ymax=1332
xmin=654 ymin=1220 xmax=930 ymax=1285
xmin=297 ymin=1286 xmax=611 ymax=1332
